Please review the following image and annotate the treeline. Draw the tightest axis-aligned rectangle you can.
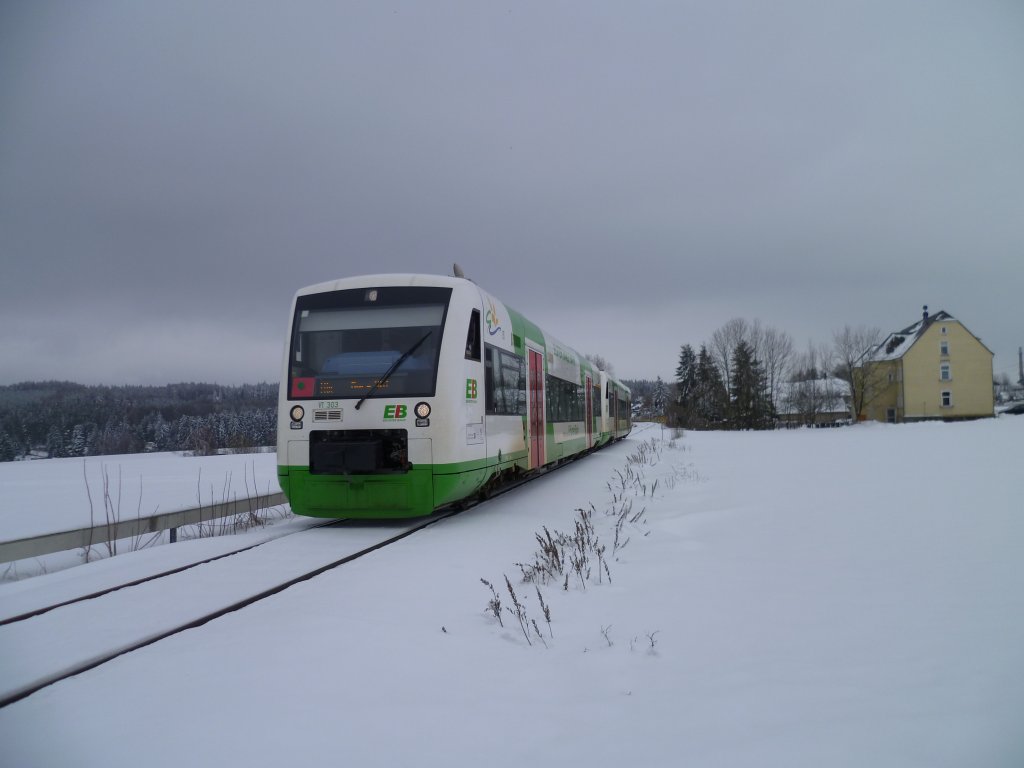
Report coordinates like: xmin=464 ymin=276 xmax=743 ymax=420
xmin=628 ymin=319 xmax=881 ymax=430
xmin=0 ymin=382 xmax=277 ymax=461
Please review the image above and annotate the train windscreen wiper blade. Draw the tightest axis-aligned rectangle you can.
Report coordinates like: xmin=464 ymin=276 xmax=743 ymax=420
xmin=354 ymin=331 xmax=432 ymax=410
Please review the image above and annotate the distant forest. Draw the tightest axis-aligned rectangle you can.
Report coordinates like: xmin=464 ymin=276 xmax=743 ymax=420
xmin=0 ymin=382 xmax=276 ymax=462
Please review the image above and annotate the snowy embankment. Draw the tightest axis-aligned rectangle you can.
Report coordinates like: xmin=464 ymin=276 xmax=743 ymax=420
xmin=1 ymin=419 xmax=1023 ymax=767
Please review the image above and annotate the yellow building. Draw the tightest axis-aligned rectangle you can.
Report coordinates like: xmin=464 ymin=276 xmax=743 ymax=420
xmin=856 ymin=307 xmax=994 ymax=423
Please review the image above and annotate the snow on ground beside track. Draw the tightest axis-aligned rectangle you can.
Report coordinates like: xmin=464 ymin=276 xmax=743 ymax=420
xmin=1 ymin=419 xmax=1023 ymax=767
xmin=0 ymin=450 xmax=281 ymax=541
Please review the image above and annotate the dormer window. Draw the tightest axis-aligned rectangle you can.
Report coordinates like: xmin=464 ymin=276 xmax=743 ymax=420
xmin=885 ymin=335 xmax=905 ymax=354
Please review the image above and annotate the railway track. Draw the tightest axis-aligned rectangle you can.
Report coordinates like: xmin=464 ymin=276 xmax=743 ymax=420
xmin=0 ymin=512 xmax=458 ymax=709
xmin=0 ymin=518 xmax=342 ymax=627
xmin=0 ymin=457 xmax=579 ymax=709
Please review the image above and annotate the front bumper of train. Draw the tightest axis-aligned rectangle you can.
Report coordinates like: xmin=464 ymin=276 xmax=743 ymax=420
xmin=277 ymin=460 xmax=497 ymax=518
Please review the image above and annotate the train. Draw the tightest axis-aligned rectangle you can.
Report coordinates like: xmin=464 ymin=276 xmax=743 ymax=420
xmin=276 ymin=273 xmax=631 ymax=517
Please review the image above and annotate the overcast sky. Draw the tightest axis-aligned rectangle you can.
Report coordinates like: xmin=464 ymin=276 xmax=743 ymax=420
xmin=1 ymin=1 xmax=1022 ymax=386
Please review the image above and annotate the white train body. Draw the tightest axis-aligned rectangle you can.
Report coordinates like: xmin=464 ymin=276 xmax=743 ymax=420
xmin=276 ymin=274 xmax=630 ymax=517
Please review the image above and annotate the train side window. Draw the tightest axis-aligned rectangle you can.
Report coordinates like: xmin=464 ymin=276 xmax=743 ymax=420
xmin=465 ymin=309 xmax=481 ymax=361
xmin=484 ymin=344 xmax=525 ymax=416
xmin=484 ymin=346 xmax=496 ymax=410
xmin=544 ymin=375 xmax=585 ymax=422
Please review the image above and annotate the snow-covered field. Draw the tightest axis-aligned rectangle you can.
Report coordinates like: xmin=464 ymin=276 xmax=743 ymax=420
xmin=0 ymin=450 xmax=282 ymax=541
xmin=0 ymin=450 xmax=287 ymax=580
xmin=1 ymin=419 xmax=1023 ymax=767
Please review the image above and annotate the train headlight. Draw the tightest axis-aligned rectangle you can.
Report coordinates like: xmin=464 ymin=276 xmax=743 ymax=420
xmin=290 ymin=405 xmax=305 ymax=422
xmin=414 ymin=402 xmax=431 ymax=419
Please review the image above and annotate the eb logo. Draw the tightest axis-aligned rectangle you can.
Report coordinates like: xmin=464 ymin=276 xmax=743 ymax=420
xmin=383 ymin=404 xmax=407 ymax=420
xmin=466 ymin=379 xmax=478 ymax=400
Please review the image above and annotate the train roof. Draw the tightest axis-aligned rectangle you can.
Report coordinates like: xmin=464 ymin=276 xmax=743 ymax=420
xmin=292 ymin=273 xmax=628 ymax=391
xmin=295 ymin=273 xmax=472 ymax=297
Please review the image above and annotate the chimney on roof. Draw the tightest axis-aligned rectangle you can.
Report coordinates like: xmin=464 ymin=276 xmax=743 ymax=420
xmin=922 ymin=305 xmax=929 ymax=322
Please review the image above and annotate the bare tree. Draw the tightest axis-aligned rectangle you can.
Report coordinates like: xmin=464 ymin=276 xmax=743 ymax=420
xmin=709 ymin=318 xmax=792 ymax=416
xmin=759 ymin=326 xmax=795 ymax=413
xmin=710 ymin=318 xmax=749 ymax=396
xmin=789 ymin=341 xmax=834 ymax=425
xmin=747 ymin=318 xmax=765 ymax=359
xmin=585 ymin=353 xmax=614 ymax=376
xmin=832 ymin=324 xmax=884 ymax=418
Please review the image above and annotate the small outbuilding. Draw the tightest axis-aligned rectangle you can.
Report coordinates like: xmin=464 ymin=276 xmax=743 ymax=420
xmin=776 ymin=377 xmax=851 ymax=427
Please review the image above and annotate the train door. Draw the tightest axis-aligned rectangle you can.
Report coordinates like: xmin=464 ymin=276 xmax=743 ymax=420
xmin=611 ymin=385 xmax=618 ymax=432
xmin=528 ymin=348 xmax=545 ymax=468
xmin=585 ymin=374 xmax=593 ymax=447
xmin=464 ymin=308 xmax=485 ymax=455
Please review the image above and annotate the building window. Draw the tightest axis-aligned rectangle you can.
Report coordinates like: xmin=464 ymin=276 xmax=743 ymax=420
xmin=941 ymin=390 xmax=952 ymax=408
xmin=940 ymin=363 xmax=951 ymax=381
xmin=940 ymin=341 xmax=949 ymax=356
xmin=941 ymin=326 xmax=947 ymax=335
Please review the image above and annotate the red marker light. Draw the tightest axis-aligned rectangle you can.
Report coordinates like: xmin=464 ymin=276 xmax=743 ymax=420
xmin=291 ymin=377 xmax=315 ymax=398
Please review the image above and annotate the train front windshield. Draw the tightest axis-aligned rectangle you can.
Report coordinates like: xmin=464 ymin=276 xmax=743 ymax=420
xmin=288 ymin=286 xmax=452 ymax=400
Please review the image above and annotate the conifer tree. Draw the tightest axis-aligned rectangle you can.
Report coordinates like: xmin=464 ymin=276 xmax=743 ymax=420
xmin=45 ymin=425 xmax=66 ymax=458
xmin=730 ymin=341 xmax=773 ymax=429
xmin=69 ymin=424 xmax=88 ymax=457
xmin=695 ymin=344 xmax=727 ymax=427
xmin=653 ymin=376 xmax=668 ymax=420
xmin=0 ymin=428 xmax=16 ymax=461
xmin=675 ymin=344 xmax=697 ymax=409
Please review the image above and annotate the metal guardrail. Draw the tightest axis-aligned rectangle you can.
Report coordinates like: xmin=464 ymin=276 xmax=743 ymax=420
xmin=0 ymin=491 xmax=287 ymax=564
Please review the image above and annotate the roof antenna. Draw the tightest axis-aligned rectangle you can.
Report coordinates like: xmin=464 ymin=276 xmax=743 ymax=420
xmin=453 ymin=262 xmax=466 ymax=279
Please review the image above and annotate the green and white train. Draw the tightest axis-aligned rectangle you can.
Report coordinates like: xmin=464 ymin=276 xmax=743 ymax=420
xmin=277 ymin=274 xmax=631 ymax=518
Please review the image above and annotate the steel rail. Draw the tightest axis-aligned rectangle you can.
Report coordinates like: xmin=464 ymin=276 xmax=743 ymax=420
xmin=0 ymin=518 xmax=343 ymax=627
xmin=0 ymin=510 xmax=457 ymax=710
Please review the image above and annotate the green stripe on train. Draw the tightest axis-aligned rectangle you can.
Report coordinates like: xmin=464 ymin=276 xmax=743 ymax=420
xmin=278 ymin=450 xmax=531 ymax=518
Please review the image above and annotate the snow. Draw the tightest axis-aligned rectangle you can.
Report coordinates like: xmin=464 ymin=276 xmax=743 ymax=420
xmin=0 ymin=450 xmax=282 ymax=541
xmin=2 ymin=419 xmax=1023 ymax=766
xmin=870 ymin=331 xmax=918 ymax=361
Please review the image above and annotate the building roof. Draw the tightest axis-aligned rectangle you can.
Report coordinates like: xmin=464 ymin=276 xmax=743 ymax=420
xmin=862 ymin=308 xmax=992 ymax=363
xmin=776 ymin=377 xmax=851 ymax=415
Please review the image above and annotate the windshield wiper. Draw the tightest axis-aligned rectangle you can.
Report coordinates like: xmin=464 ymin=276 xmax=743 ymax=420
xmin=354 ymin=331 xmax=432 ymax=410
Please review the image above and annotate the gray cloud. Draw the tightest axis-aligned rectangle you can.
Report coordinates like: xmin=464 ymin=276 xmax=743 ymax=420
xmin=1 ymin=1 xmax=1022 ymax=385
